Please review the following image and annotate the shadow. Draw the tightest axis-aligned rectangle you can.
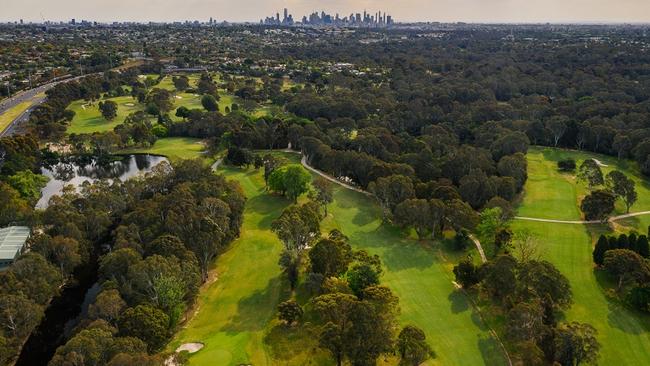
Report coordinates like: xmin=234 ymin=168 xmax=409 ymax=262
xmin=245 ymin=194 xmax=290 ymax=230
xmin=448 ymin=290 xmax=470 ymax=314
xmin=263 ymin=322 xmax=321 ymax=361
xmin=351 ymin=205 xmax=377 ymax=227
xmin=349 ymin=228 xmax=436 ymax=272
xmin=220 ymin=276 xmax=282 ymax=333
xmin=478 ymin=334 xmax=509 ymax=366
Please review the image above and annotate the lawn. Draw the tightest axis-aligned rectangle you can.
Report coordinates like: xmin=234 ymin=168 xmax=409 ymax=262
xmin=0 ymin=100 xmax=32 ymax=133
xmin=513 ymin=146 xmax=650 ymax=365
xmin=169 ymin=152 xmax=506 ymax=366
xmin=120 ymin=137 xmax=206 ymax=160
xmin=66 ymin=96 xmax=142 ymax=134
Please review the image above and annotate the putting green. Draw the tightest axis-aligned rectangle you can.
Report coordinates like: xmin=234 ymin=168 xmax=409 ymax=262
xmin=514 ymin=146 xmax=650 ymax=365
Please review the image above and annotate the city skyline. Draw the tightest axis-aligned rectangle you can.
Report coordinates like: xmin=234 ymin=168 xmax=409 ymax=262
xmin=2 ymin=0 xmax=650 ymax=24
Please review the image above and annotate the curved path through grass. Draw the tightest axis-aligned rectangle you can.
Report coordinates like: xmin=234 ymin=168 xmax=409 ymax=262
xmin=514 ymin=147 xmax=650 ymax=365
xmin=170 ymin=152 xmax=507 ymax=365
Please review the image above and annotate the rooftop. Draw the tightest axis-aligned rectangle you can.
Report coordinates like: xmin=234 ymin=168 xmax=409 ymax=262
xmin=0 ymin=226 xmax=30 ymax=261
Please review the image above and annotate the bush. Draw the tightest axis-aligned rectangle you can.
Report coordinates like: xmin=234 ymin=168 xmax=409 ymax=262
xmin=558 ymin=158 xmax=576 ymax=172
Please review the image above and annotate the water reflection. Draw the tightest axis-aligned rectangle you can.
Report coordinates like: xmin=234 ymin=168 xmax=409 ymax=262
xmin=38 ymin=154 xmax=168 ymax=208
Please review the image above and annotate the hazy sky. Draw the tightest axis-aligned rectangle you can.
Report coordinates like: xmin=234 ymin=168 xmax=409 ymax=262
xmin=3 ymin=0 xmax=650 ymax=23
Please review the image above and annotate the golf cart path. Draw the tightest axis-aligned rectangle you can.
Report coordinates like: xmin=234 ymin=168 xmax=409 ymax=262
xmin=295 ymin=151 xmax=488 ymax=262
xmin=515 ymin=210 xmax=650 ymax=225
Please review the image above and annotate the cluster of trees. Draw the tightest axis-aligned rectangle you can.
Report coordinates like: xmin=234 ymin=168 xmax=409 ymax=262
xmin=0 ymin=135 xmax=46 ymax=226
xmin=274 ymin=225 xmax=434 ymax=366
xmin=39 ymin=160 xmax=245 ymax=364
xmin=577 ymin=160 xmax=637 ymax=220
xmin=454 ymin=254 xmax=600 ymax=365
xmin=31 ymin=69 xmax=143 ymax=139
xmin=592 ymin=233 xmax=650 ymax=313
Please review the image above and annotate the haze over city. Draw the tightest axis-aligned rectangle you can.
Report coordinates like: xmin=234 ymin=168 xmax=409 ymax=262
xmin=3 ymin=0 xmax=650 ymax=23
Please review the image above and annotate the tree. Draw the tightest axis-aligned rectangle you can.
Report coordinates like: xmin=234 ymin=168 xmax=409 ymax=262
xmin=0 ymin=294 xmax=43 ymax=339
xmin=309 ymin=238 xmax=352 ymax=278
xmin=394 ymin=199 xmax=432 ymax=240
xmin=368 ymin=175 xmax=414 ymax=221
xmin=0 ymin=182 xmax=30 ymax=226
xmin=99 ymin=100 xmax=118 ymax=120
xmin=397 ymin=325 xmax=433 ymax=366
xmin=546 ymin=116 xmax=568 ymax=147
xmin=453 ymin=257 xmax=480 ymax=288
xmin=606 ymin=170 xmax=637 ymax=213
xmin=554 ymin=322 xmax=600 ymax=366
xmin=6 ymin=170 xmax=49 ymax=201
xmin=511 ymin=229 xmax=542 ymax=262
xmin=445 ymin=199 xmax=479 ymax=232
xmin=283 ymin=165 xmax=312 ymax=202
xmin=277 ymin=300 xmax=303 ymax=325
xmin=146 ymin=88 xmax=173 ymax=114
xmin=118 ymin=305 xmax=170 ymax=352
xmin=592 ymin=235 xmax=609 ymax=266
xmin=557 ymin=159 xmax=576 ymax=172
xmin=580 ymin=190 xmax=615 ymax=221
xmin=227 ymin=147 xmax=254 ymax=167
xmin=477 ymin=207 xmax=508 ymax=256
xmin=172 ymin=75 xmax=190 ymax=91
xmin=577 ymin=159 xmax=604 ymax=188
xmin=637 ymin=235 xmax=650 ymax=258
xmin=201 ymin=94 xmax=219 ymax=112
xmin=89 ymin=289 xmax=126 ymax=324
xmin=347 ymin=263 xmax=380 ymax=297
xmin=312 ymin=176 xmax=334 ymax=215
xmin=320 ymin=322 xmax=345 ymax=366
xmin=272 ymin=202 xmax=321 ymax=252
xmin=505 ymin=301 xmax=545 ymax=342
xmin=279 ymin=249 xmax=300 ymax=290
xmin=343 ymin=300 xmax=395 ymax=365
xmin=603 ymin=249 xmax=650 ymax=292
xmin=175 ymin=106 xmax=190 ymax=119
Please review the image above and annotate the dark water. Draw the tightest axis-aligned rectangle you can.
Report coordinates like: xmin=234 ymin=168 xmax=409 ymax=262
xmin=16 ymin=154 xmax=168 ymax=365
xmin=37 ymin=154 xmax=168 ymax=208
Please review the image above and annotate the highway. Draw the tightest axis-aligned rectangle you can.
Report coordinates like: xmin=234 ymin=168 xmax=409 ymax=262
xmin=0 ymin=75 xmax=79 ymax=137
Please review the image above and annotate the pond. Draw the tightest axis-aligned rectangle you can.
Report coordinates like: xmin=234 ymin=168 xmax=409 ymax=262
xmin=37 ymin=154 xmax=169 ymax=208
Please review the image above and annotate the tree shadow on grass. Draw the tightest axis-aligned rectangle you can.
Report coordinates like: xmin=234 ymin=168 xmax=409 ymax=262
xmin=478 ymin=335 xmax=509 ymax=366
xmin=448 ymin=290 xmax=470 ymax=314
xmin=350 ymin=229 xmax=436 ymax=272
xmin=263 ymin=322 xmax=321 ymax=362
xmin=593 ymin=269 xmax=650 ymax=335
xmin=245 ymin=194 xmax=290 ymax=230
xmin=220 ymin=276 xmax=283 ymax=334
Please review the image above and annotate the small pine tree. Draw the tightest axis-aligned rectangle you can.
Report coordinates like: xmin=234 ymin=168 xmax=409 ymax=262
xmin=618 ymin=234 xmax=630 ymax=250
xmin=593 ymin=235 xmax=609 ymax=266
xmin=629 ymin=232 xmax=639 ymax=253
xmin=608 ymin=236 xmax=620 ymax=250
xmin=637 ymin=235 xmax=650 ymax=258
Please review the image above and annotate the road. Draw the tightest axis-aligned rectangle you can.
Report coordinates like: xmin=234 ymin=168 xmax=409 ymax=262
xmin=0 ymin=75 xmax=84 ymax=137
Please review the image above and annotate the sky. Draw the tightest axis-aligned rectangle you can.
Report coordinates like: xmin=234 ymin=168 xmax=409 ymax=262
xmin=3 ymin=0 xmax=650 ymax=24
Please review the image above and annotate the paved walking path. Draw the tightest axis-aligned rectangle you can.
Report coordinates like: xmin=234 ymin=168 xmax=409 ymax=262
xmin=515 ymin=210 xmax=650 ymax=225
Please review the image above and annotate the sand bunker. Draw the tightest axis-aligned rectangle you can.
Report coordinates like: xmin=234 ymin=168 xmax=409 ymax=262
xmin=124 ymin=103 xmax=135 ymax=107
xmin=175 ymin=95 xmax=183 ymax=99
xmin=176 ymin=343 xmax=204 ymax=353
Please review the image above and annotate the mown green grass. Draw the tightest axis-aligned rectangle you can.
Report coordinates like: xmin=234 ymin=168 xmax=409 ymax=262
xmin=323 ymin=188 xmax=506 ymax=366
xmin=66 ymin=96 xmax=142 ymax=134
xmin=170 ymin=152 xmax=505 ymax=366
xmin=514 ymin=146 xmax=650 ymax=365
xmin=0 ymin=100 xmax=32 ymax=133
xmin=168 ymin=164 xmax=299 ymax=365
xmin=120 ymin=137 xmax=206 ymax=160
